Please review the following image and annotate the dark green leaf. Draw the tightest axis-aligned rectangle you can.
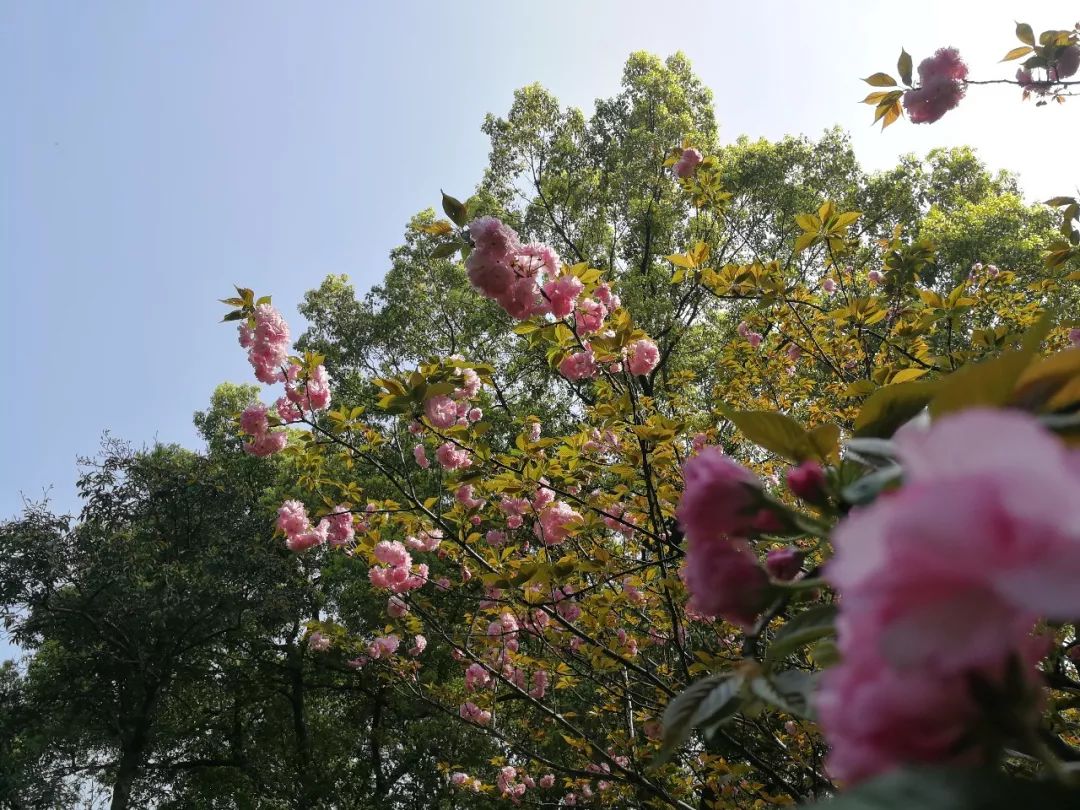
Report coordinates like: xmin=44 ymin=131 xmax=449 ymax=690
xmin=897 ymin=49 xmax=913 ymax=86
xmin=805 ymin=766 xmax=1079 ymax=809
xmin=431 ymin=240 xmax=460 ymax=259
xmin=441 ymin=191 xmax=469 ymax=227
xmin=749 ymin=670 xmax=817 ymax=718
xmin=766 ymin=605 xmax=838 ymax=662
xmin=655 ymin=674 xmax=741 ymax=764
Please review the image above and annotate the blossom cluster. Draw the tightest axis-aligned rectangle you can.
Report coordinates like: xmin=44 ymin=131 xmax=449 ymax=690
xmin=903 ymin=47 xmax=968 ymax=124
xmin=819 ymin=409 xmax=1080 ymax=782
xmin=276 ymin=500 xmax=355 ymax=552
xmin=462 ymin=216 xmax=659 ymax=383
xmin=236 ymin=303 xmax=332 ymax=456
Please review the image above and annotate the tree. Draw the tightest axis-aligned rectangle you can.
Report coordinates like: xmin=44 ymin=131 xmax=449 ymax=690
xmin=218 ymin=37 xmax=1080 ymax=810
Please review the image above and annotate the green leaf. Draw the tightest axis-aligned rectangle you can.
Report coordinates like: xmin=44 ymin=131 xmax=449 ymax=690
xmin=749 ymin=670 xmax=817 ymax=718
xmin=766 ymin=605 xmax=837 ymax=662
xmin=722 ymin=409 xmax=812 ymax=462
xmin=1016 ymin=21 xmax=1035 ymax=46
xmin=897 ymin=49 xmax=913 ymax=85
xmin=431 ymin=240 xmax=460 ymax=259
xmin=862 ymin=72 xmax=897 ymax=87
xmin=441 ymin=191 xmax=469 ymax=227
xmin=842 ymin=464 xmax=902 ymax=506
xmin=655 ymin=675 xmax=742 ymax=764
xmin=804 ymin=766 xmax=1079 ymax=809
xmin=853 ymin=381 xmax=938 ymax=438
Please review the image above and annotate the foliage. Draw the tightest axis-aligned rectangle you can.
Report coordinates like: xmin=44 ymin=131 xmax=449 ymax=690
xmin=217 ymin=45 xmax=1080 ymax=810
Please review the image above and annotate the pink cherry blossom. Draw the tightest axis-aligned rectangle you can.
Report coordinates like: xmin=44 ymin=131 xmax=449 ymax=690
xmin=367 ymin=634 xmax=400 ymax=659
xmin=455 ymin=484 xmax=484 ymax=510
xmin=594 ymin=282 xmax=620 ymax=310
xmin=302 ymin=364 xmax=331 ymax=410
xmin=387 ymin=595 xmax=409 ymax=618
xmin=248 ymin=304 xmax=291 ymax=384
xmin=325 ymin=506 xmax=355 ymax=546
xmin=559 ymin=349 xmax=599 ymax=381
xmin=533 ymin=501 xmax=582 ymax=546
xmin=465 ymin=216 xmax=519 ymax=297
xmin=674 ymin=147 xmax=703 ymax=178
xmin=458 ymin=701 xmax=491 ymax=725
xmin=677 ymin=447 xmax=763 ymax=540
xmin=287 ymin=519 xmax=329 ymax=552
xmin=408 ymin=634 xmax=427 ymax=656
xmin=787 ymin=459 xmax=826 ymax=502
xmin=244 ymin=430 xmax=287 ymax=457
xmin=424 ymin=394 xmax=458 ymax=428
xmin=277 ymin=499 xmax=310 ymax=539
xmin=465 ymin=662 xmax=491 ymax=691
xmin=240 ymin=403 xmax=269 ymax=436
xmin=765 ymin=547 xmax=805 ymax=581
xmin=543 ymin=274 xmax=585 ymax=319
xmin=275 ymin=396 xmax=302 ymax=423
xmin=575 ymin=297 xmax=607 ymax=333
xmin=435 ymin=442 xmax=472 ymax=470
xmin=680 ymin=537 xmax=769 ymax=629
xmin=903 ymin=48 xmax=968 ymax=124
xmin=820 ymin=408 xmax=1080 ymax=783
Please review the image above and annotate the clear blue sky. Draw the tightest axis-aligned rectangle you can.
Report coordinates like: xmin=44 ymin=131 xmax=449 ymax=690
xmin=2 ymin=3 xmax=1075 ymax=519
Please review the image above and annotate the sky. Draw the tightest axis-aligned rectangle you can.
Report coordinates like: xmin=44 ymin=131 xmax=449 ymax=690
xmin=1 ymin=2 xmax=1077 ymax=656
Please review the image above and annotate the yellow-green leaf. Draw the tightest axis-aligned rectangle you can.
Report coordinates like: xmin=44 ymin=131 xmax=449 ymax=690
xmin=794 ymin=232 xmax=818 ymax=254
xmin=722 ymin=409 xmax=813 ymax=463
xmin=832 ymin=211 xmax=862 ymax=230
xmin=930 ymin=316 xmax=1051 ymax=417
xmin=863 ymin=72 xmax=897 ymax=87
xmin=854 ymin=381 xmax=939 ymax=438
xmin=1001 ymin=45 xmax=1033 ymax=62
xmin=891 ymin=367 xmax=929 ymax=384
xmin=807 ymin=423 xmax=841 ymax=464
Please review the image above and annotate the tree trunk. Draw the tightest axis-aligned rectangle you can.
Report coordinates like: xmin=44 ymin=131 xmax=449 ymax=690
xmin=110 ymin=721 xmax=149 ymax=810
xmin=287 ymin=642 xmax=316 ymax=809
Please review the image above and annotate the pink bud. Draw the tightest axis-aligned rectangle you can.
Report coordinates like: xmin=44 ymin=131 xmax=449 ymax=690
xmin=765 ymin=547 xmax=805 ymax=581
xmin=787 ymin=460 xmax=827 ymax=503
